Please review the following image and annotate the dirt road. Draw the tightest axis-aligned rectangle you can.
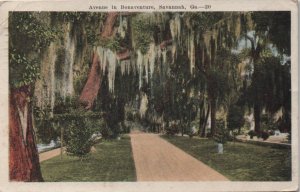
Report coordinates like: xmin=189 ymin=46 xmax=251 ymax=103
xmin=130 ymin=132 xmax=229 ymax=181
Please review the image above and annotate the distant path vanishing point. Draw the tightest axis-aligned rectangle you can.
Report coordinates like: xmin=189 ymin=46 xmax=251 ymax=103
xmin=130 ymin=132 xmax=229 ymax=181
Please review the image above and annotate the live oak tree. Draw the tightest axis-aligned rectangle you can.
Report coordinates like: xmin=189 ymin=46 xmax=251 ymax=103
xmin=9 ymin=12 xmax=56 ymax=181
xmin=241 ymin=12 xmax=291 ymax=132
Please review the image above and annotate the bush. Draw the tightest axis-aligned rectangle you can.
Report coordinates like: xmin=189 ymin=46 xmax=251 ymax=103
xmin=35 ymin=118 xmax=60 ymax=144
xmin=214 ymin=120 xmax=229 ymax=144
xmin=261 ymin=114 xmax=278 ymax=131
xmin=261 ymin=131 xmax=269 ymax=140
xmin=227 ymin=104 xmax=244 ymax=134
xmin=120 ymin=122 xmax=130 ymax=134
xmin=213 ymin=132 xmax=228 ymax=144
xmin=259 ymin=131 xmax=270 ymax=140
xmin=248 ymin=130 xmax=257 ymax=139
xmin=64 ymin=119 xmax=96 ymax=157
xmin=52 ymin=111 xmax=102 ymax=157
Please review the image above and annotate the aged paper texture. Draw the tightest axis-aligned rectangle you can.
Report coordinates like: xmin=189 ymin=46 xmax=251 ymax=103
xmin=0 ymin=0 xmax=298 ymax=191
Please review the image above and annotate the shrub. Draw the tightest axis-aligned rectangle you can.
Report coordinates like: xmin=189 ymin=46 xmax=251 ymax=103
xmin=52 ymin=111 xmax=102 ymax=157
xmin=213 ymin=132 xmax=227 ymax=144
xmin=248 ymin=130 xmax=257 ymax=139
xmin=260 ymin=131 xmax=270 ymax=140
xmin=64 ymin=119 xmax=95 ymax=157
xmin=227 ymin=104 xmax=245 ymax=134
xmin=120 ymin=122 xmax=130 ymax=134
xmin=35 ymin=118 xmax=60 ymax=144
xmin=214 ymin=125 xmax=229 ymax=144
xmin=261 ymin=114 xmax=278 ymax=131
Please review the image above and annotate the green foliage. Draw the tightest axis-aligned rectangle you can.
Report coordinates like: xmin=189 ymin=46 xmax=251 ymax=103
xmin=9 ymin=51 xmax=40 ymax=87
xmin=64 ymin=119 xmax=95 ymax=157
xmin=96 ymin=71 xmax=126 ymax=138
xmin=249 ymin=56 xmax=290 ymax=114
xmin=186 ymin=12 xmax=225 ymax=33
xmin=98 ymin=35 xmax=122 ymax=52
xmin=53 ymin=96 xmax=78 ymax=114
xmin=260 ymin=114 xmax=277 ymax=131
xmin=53 ymin=12 xmax=106 ymax=25
xmin=73 ymin=63 xmax=90 ymax=95
xmin=51 ymin=111 xmax=102 ymax=157
xmin=248 ymin=130 xmax=257 ymax=139
xmin=132 ymin=16 xmax=155 ymax=54
xmin=207 ymin=67 xmax=229 ymax=103
xmin=9 ymin=12 xmax=56 ymax=88
xmin=252 ymin=12 xmax=291 ymax=55
xmin=213 ymin=119 xmax=229 ymax=144
xmin=34 ymin=108 xmax=106 ymax=157
xmin=40 ymin=136 xmax=136 ymax=181
xmin=9 ymin=12 xmax=56 ymax=53
xmin=227 ymin=104 xmax=245 ymax=131
xmin=36 ymin=118 xmax=60 ymax=144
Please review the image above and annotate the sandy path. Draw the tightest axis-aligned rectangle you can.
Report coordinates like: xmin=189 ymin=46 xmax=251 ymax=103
xmin=39 ymin=148 xmax=62 ymax=162
xmin=130 ymin=132 xmax=229 ymax=181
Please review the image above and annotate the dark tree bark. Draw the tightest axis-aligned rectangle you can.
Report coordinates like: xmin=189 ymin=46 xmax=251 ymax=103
xmin=246 ymin=34 xmax=262 ymax=133
xmin=254 ymin=103 xmax=261 ymax=132
xmin=200 ymin=103 xmax=210 ymax=137
xmin=9 ymin=85 xmax=43 ymax=181
xmin=210 ymin=98 xmax=216 ymax=137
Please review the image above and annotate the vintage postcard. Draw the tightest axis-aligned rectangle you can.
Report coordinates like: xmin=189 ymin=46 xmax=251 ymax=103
xmin=0 ymin=0 xmax=298 ymax=191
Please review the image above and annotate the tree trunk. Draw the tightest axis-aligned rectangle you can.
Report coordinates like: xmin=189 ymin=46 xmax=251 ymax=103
xmin=254 ymin=103 xmax=261 ymax=132
xmin=198 ymin=101 xmax=204 ymax=136
xmin=210 ymin=99 xmax=216 ymax=136
xmin=9 ymin=86 xmax=43 ymax=181
xmin=79 ymin=13 xmax=119 ymax=110
xmin=200 ymin=103 xmax=210 ymax=137
xmin=79 ymin=53 xmax=102 ymax=109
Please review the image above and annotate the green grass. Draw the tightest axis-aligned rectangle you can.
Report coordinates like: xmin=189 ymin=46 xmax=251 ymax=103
xmin=40 ymin=135 xmax=136 ymax=181
xmin=162 ymin=135 xmax=291 ymax=181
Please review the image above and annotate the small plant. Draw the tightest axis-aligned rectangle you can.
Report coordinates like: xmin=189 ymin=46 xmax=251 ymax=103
xmin=213 ymin=126 xmax=228 ymax=144
xmin=248 ymin=130 xmax=257 ymax=139
xmin=99 ymin=125 xmax=111 ymax=139
xmin=64 ymin=119 xmax=95 ymax=158
xmin=260 ymin=131 xmax=270 ymax=140
xmin=214 ymin=132 xmax=227 ymax=144
xmin=52 ymin=111 xmax=102 ymax=158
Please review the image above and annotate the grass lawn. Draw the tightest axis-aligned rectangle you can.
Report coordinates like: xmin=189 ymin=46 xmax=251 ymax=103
xmin=40 ymin=135 xmax=136 ymax=181
xmin=162 ymin=135 xmax=291 ymax=181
